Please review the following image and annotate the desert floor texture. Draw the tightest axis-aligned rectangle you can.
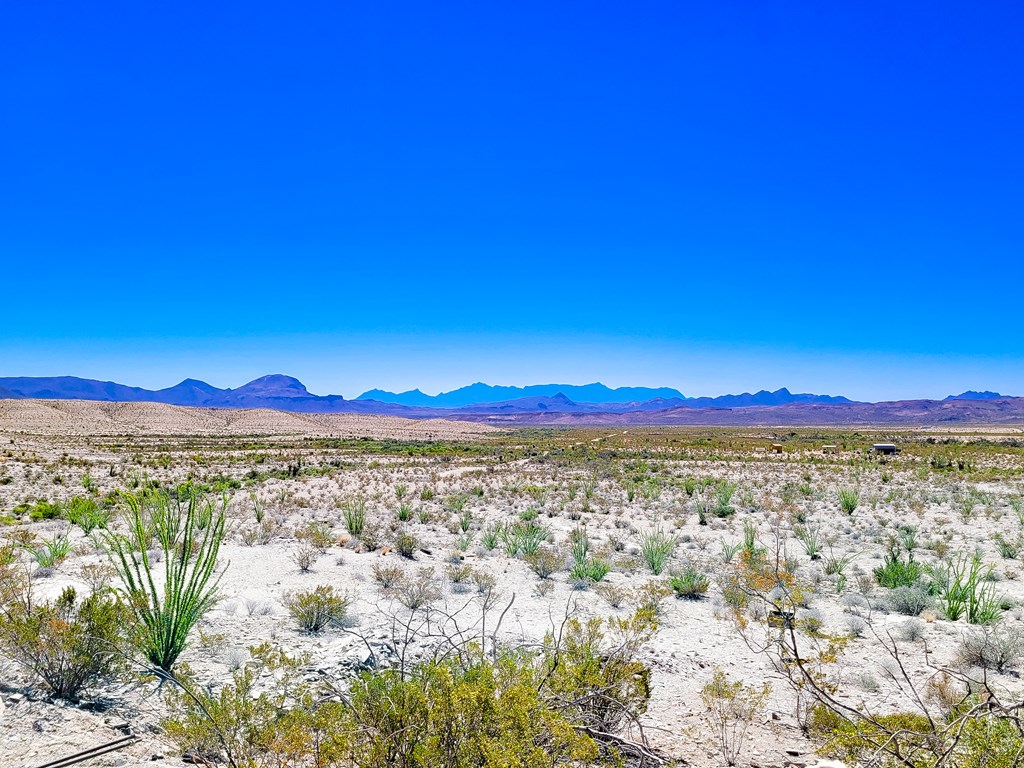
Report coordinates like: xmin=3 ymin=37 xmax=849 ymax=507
xmin=1 ymin=399 xmax=1023 ymax=767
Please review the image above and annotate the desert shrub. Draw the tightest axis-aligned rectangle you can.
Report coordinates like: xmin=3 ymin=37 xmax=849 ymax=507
xmin=886 ymin=585 xmax=931 ymax=616
xmin=104 ymin=489 xmax=226 ymax=674
xmin=569 ymin=557 xmax=610 ymax=584
xmin=0 ymin=543 xmax=18 ymax=567
xmin=359 ymin=521 xmax=387 ymax=551
xmin=526 ymin=547 xmax=563 ymax=579
xmin=371 ymin=563 xmax=406 ymax=590
xmin=395 ymin=529 xmax=418 ymax=559
xmin=397 ymin=567 xmax=442 ymax=609
xmin=81 ymin=562 xmax=116 ymax=593
xmin=595 ymin=582 xmax=630 ymax=608
xmin=396 ymin=503 xmax=413 ymax=522
xmin=164 ymin=642 xmax=611 ymax=768
xmin=808 ymin=701 xmax=1024 ymax=768
xmin=701 ymin=668 xmax=770 ymax=766
xmin=0 ymin=571 xmax=127 ymax=699
xmin=66 ymin=496 xmax=110 ymax=533
xmin=540 ymin=608 xmax=656 ymax=734
xmin=292 ymin=542 xmax=320 ymax=572
xmin=875 ymin=545 xmax=923 ymax=589
xmin=638 ymin=527 xmax=677 ymax=575
xmin=894 ymin=619 xmax=926 ymax=642
xmin=296 ymin=521 xmax=334 ymax=552
xmin=446 ymin=562 xmax=474 ymax=588
xmin=671 ymin=566 xmax=710 ymax=599
xmin=285 ymin=585 xmax=350 ymax=633
xmin=956 ymin=625 xmax=1024 ymax=673
xmin=808 ymin=705 xmax=935 ymax=766
xmin=28 ymin=500 xmax=63 ymax=521
xmin=838 ymin=488 xmax=860 ymax=515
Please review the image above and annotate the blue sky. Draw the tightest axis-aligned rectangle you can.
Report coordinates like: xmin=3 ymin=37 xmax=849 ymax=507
xmin=2 ymin=2 xmax=1021 ymax=401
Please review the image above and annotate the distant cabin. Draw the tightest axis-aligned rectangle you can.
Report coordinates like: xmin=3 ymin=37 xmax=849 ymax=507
xmin=822 ymin=445 xmax=838 ymax=454
xmin=770 ymin=443 xmax=784 ymax=454
xmin=873 ymin=443 xmax=900 ymax=455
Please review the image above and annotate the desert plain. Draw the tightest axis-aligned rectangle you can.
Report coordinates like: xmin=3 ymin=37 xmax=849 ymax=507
xmin=2 ymin=399 xmax=1024 ymax=767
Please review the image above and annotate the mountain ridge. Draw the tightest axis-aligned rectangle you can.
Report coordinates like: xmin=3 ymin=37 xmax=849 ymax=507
xmin=0 ymin=376 xmax=1018 ymax=422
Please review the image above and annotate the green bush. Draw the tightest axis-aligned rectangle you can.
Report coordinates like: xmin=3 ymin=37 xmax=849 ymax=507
xmin=66 ymin=496 xmax=110 ymax=533
xmin=670 ymin=566 xmax=710 ymax=599
xmin=163 ymin=611 xmax=659 ymax=768
xmin=874 ymin=546 xmax=923 ymax=588
xmin=342 ymin=497 xmax=367 ymax=537
xmin=28 ymin=500 xmax=63 ymax=521
xmin=713 ymin=482 xmax=737 ymax=518
xmin=808 ymin=701 xmax=1024 ymax=768
xmin=285 ymin=585 xmax=350 ymax=633
xmin=941 ymin=553 xmax=1002 ymax=624
xmin=501 ymin=521 xmax=548 ymax=557
xmin=22 ymin=531 xmax=73 ymax=568
xmin=0 ymin=571 xmax=127 ymax=699
xmin=569 ymin=557 xmax=611 ymax=583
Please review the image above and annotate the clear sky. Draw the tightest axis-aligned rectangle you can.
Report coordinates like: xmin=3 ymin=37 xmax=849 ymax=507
xmin=2 ymin=2 xmax=1021 ymax=401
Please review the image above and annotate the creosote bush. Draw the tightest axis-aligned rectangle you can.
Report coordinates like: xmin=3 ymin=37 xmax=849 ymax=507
xmin=285 ymin=585 xmax=350 ymax=633
xmin=163 ymin=609 xmax=659 ymax=768
xmin=701 ymin=668 xmax=770 ymax=766
xmin=525 ymin=546 xmax=563 ymax=579
xmin=0 ymin=567 xmax=127 ymax=699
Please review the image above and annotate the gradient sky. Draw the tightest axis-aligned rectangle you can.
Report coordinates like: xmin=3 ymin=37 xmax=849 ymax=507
xmin=2 ymin=2 xmax=1022 ymax=401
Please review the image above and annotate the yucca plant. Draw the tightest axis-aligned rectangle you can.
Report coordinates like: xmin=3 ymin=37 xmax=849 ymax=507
xmin=639 ymin=527 xmax=677 ymax=575
xmin=22 ymin=531 xmax=73 ymax=568
xmin=838 ymin=488 xmax=860 ymax=515
xmin=104 ymin=490 xmax=226 ymax=676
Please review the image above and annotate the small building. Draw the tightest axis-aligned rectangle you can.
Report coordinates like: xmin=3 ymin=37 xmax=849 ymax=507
xmin=822 ymin=445 xmax=838 ymax=454
xmin=770 ymin=443 xmax=784 ymax=454
xmin=873 ymin=443 xmax=900 ymax=455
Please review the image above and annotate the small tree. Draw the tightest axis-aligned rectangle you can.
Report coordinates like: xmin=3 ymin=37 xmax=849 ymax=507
xmin=105 ymin=490 xmax=227 ymax=676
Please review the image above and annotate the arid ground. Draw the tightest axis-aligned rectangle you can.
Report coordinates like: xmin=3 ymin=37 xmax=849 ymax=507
xmin=2 ymin=400 xmax=1023 ymax=767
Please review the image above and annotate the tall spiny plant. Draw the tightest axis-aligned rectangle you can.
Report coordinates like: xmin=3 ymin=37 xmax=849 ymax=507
xmin=105 ymin=490 xmax=227 ymax=676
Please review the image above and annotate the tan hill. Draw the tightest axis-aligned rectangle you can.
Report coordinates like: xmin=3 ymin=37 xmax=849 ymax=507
xmin=0 ymin=398 xmax=497 ymax=439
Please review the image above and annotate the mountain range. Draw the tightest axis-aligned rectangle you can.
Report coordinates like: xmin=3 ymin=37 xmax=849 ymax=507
xmin=0 ymin=375 xmax=1018 ymax=425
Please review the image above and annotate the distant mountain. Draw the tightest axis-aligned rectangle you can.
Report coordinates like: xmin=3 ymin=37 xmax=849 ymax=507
xmin=356 ymin=383 xmax=853 ymax=408
xmin=0 ymin=386 xmax=23 ymax=400
xmin=357 ymin=382 xmax=687 ymax=407
xmin=2 ymin=375 xmax=1018 ymax=426
xmin=945 ymin=391 xmax=1010 ymax=401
